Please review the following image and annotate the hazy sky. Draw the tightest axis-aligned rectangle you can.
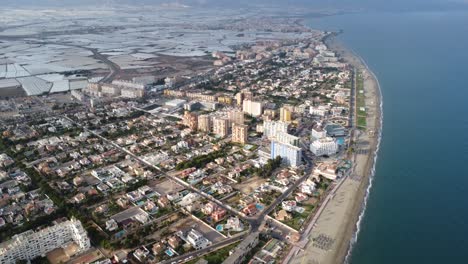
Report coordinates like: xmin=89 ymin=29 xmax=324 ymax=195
xmin=3 ymin=0 xmax=468 ymax=11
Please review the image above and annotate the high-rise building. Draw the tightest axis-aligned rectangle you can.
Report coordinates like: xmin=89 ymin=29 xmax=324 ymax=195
xmin=198 ymin=115 xmax=212 ymax=132
xmin=0 ymin=218 xmax=90 ymax=263
xmin=310 ymin=137 xmax=339 ymax=156
xmin=228 ymin=110 xmax=244 ymax=126
xmin=243 ymin=91 xmax=253 ymax=101
xmin=276 ymin=132 xmax=300 ymax=147
xmin=242 ymin=100 xmax=263 ymax=117
xmin=280 ymin=107 xmax=292 ymax=122
xmin=263 ymin=109 xmax=277 ymax=119
xmin=213 ymin=117 xmax=230 ymax=137
xmin=235 ymin=93 xmax=243 ymax=106
xmin=271 ymin=140 xmax=302 ymax=167
xmin=263 ymin=120 xmax=289 ymax=140
xmin=232 ymin=124 xmax=248 ymax=144
xmin=183 ymin=111 xmax=198 ymax=131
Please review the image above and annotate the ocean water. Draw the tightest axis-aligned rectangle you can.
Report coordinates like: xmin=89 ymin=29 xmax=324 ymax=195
xmin=306 ymin=11 xmax=468 ymax=264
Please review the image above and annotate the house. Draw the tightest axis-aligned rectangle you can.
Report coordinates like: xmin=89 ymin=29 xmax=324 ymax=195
xmin=243 ymin=204 xmax=258 ymax=216
xmin=157 ymin=196 xmax=171 ymax=208
xmin=72 ymin=193 xmax=85 ymax=204
xmin=202 ymin=202 xmax=218 ymax=215
xmin=168 ymin=236 xmax=181 ymax=249
xmin=275 ymin=210 xmax=292 ymax=221
xmin=225 ymin=217 xmax=244 ymax=232
xmin=300 ymin=180 xmax=316 ymax=195
xmin=239 ymin=196 xmax=255 ymax=207
xmin=152 ymin=242 xmax=164 ymax=255
xmin=178 ymin=229 xmax=212 ymax=250
xmin=211 ymin=209 xmax=227 ymax=222
xmin=295 ymin=193 xmax=308 ymax=203
xmin=282 ymin=201 xmax=297 ymax=212
xmin=106 ymin=219 xmax=118 ymax=231
xmin=133 ymin=246 xmax=150 ymax=262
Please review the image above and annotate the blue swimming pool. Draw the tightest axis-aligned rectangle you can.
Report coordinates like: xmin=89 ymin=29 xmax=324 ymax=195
xmin=256 ymin=204 xmax=264 ymax=211
xmin=216 ymin=224 xmax=224 ymax=231
xmin=336 ymin=137 xmax=345 ymax=145
xmin=165 ymin=249 xmax=174 ymax=257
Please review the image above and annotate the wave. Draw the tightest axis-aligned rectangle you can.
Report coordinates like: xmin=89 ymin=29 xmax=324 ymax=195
xmin=343 ymin=49 xmax=384 ymax=264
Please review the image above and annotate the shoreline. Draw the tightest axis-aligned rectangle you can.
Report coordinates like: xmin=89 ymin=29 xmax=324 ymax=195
xmin=328 ymin=36 xmax=383 ymax=264
xmin=285 ymin=34 xmax=382 ymax=264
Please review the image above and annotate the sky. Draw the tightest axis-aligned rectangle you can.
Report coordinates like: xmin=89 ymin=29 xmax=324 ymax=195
xmin=3 ymin=0 xmax=468 ymax=12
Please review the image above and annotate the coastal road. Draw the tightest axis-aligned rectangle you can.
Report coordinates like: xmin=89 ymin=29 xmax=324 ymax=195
xmin=281 ymin=174 xmax=349 ymax=264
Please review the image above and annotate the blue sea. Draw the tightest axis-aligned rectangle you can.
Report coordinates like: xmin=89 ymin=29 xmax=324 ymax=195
xmin=306 ymin=11 xmax=468 ymax=264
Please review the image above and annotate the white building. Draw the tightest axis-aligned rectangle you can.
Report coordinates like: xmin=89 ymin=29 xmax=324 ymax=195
xmin=276 ymin=132 xmax=300 ymax=147
xmin=178 ymin=229 xmax=212 ymax=250
xmin=263 ymin=120 xmax=289 ymax=140
xmin=311 ymin=124 xmax=327 ymax=141
xmin=310 ymin=137 xmax=339 ymax=156
xmin=242 ymin=100 xmax=263 ymax=117
xmin=310 ymin=105 xmax=329 ymax=116
xmin=271 ymin=140 xmax=302 ymax=167
xmin=0 ymin=218 xmax=90 ymax=263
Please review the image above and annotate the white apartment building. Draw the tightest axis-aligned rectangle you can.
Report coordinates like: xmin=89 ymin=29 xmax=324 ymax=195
xmin=242 ymin=100 xmax=263 ymax=117
xmin=263 ymin=120 xmax=289 ymax=140
xmin=310 ymin=105 xmax=329 ymax=116
xmin=271 ymin=140 xmax=302 ymax=167
xmin=276 ymin=131 xmax=300 ymax=147
xmin=310 ymin=137 xmax=339 ymax=156
xmin=0 ymin=218 xmax=90 ymax=263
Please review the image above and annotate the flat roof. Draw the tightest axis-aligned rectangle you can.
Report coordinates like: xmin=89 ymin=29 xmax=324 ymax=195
xmin=0 ymin=79 xmax=21 ymax=89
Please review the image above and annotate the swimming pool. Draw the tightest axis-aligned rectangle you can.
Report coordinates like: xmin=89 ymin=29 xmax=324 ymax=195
xmin=216 ymin=224 xmax=224 ymax=231
xmin=165 ymin=249 xmax=174 ymax=257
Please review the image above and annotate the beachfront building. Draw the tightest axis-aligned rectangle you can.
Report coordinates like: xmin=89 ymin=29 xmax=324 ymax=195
xmin=271 ymin=140 xmax=302 ymax=167
xmin=310 ymin=137 xmax=339 ymax=156
xmin=243 ymin=100 xmax=263 ymax=117
xmin=0 ymin=218 xmax=90 ymax=263
xmin=263 ymin=120 xmax=289 ymax=140
xmin=325 ymin=123 xmax=346 ymax=137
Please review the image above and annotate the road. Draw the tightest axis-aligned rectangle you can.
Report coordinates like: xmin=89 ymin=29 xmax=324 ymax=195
xmin=25 ymin=40 xmax=120 ymax=84
xmin=64 ymin=113 xmax=315 ymax=263
xmin=63 ymin=116 xmax=247 ymax=223
xmin=158 ymin=232 xmax=247 ymax=264
xmin=281 ymin=174 xmax=348 ymax=264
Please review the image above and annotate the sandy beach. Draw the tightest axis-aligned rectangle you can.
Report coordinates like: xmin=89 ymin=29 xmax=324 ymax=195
xmin=285 ymin=36 xmax=382 ymax=264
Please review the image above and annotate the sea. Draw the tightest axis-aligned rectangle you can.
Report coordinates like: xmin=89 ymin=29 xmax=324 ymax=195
xmin=306 ymin=10 xmax=468 ymax=264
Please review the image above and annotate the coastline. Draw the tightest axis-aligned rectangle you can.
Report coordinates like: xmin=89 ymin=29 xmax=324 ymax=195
xmin=328 ymin=36 xmax=383 ymax=264
xmin=285 ymin=35 xmax=382 ymax=264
